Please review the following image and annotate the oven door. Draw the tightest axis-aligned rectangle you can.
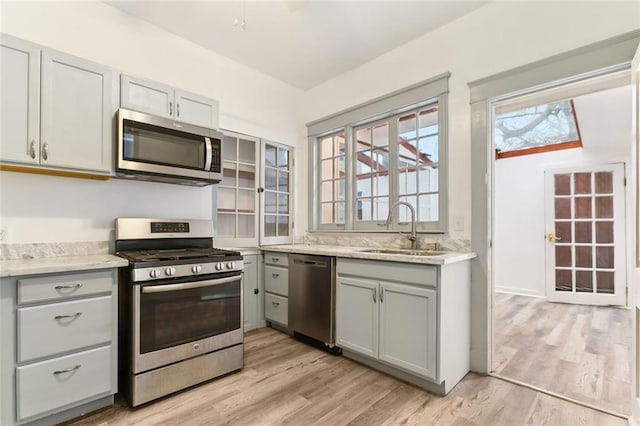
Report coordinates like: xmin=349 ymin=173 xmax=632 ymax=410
xmin=132 ymin=272 xmax=243 ymax=374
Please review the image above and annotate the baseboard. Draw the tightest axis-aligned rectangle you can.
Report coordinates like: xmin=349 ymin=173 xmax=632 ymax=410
xmin=495 ymin=287 xmax=546 ymax=298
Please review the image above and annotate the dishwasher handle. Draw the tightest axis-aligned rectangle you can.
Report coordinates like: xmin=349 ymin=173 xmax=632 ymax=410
xmin=293 ymin=259 xmax=327 ymax=268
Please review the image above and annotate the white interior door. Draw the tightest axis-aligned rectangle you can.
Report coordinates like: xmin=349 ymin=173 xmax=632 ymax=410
xmin=545 ymin=163 xmax=626 ymax=305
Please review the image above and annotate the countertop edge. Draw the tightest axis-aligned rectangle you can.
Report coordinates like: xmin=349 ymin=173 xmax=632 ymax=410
xmin=261 ymin=245 xmax=476 ymax=265
xmin=0 ymin=254 xmax=129 ymax=278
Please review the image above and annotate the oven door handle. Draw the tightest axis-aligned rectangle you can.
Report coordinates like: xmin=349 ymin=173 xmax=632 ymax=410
xmin=141 ymin=275 xmax=240 ymax=293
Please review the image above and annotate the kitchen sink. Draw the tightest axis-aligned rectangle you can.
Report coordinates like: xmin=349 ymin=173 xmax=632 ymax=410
xmin=356 ymin=248 xmax=448 ymax=256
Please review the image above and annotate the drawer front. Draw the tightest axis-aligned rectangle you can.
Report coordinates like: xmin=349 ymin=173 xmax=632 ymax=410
xmin=17 ymin=345 xmax=112 ymax=421
xmin=18 ymin=296 xmax=113 ymax=362
xmin=265 ymin=293 xmax=288 ymax=326
xmin=18 ymin=270 xmax=114 ymax=304
xmin=264 ymin=252 xmax=288 ymax=267
xmin=264 ymin=266 xmax=288 ymax=296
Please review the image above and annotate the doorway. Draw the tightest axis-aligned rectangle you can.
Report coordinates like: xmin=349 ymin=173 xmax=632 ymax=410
xmin=491 ymin=77 xmax=633 ymax=416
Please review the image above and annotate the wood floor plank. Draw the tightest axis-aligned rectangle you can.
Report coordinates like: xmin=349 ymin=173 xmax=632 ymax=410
xmin=66 ymin=326 xmax=629 ymax=426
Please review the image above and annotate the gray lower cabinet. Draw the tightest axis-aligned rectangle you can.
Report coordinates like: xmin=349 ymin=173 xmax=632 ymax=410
xmin=242 ymin=253 xmax=264 ymax=332
xmin=0 ymin=33 xmax=116 ymax=175
xmin=336 ymin=258 xmax=470 ymax=395
xmin=1 ymin=269 xmax=118 ymax=425
xmin=263 ymin=252 xmax=288 ymax=327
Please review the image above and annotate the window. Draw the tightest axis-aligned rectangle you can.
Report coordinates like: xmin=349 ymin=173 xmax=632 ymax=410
xmin=495 ymin=99 xmax=582 ymax=159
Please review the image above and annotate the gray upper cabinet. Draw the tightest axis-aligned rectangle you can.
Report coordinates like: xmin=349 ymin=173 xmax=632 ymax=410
xmin=121 ymin=75 xmax=219 ymax=129
xmin=0 ymin=34 xmax=115 ymax=175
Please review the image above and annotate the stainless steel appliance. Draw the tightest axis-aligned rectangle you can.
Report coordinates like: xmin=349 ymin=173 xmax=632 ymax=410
xmin=115 ymin=218 xmax=243 ymax=407
xmin=116 ymin=109 xmax=223 ymax=186
xmin=288 ymin=254 xmax=337 ymax=349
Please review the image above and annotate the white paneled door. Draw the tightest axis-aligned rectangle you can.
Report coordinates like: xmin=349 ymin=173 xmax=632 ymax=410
xmin=545 ymin=164 xmax=626 ymax=305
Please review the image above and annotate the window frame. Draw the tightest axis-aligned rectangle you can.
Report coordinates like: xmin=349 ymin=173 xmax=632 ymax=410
xmin=310 ymin=87 xmax=449 ymax=233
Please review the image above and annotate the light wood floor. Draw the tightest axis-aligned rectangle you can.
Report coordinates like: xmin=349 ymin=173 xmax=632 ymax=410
xmin=67 ymin=327 xmax=626 ymax=426
xmin=494 ymin=292 xmax=632 ymax=416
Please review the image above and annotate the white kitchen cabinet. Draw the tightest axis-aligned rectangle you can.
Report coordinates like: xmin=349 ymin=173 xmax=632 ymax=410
xmin=336 ymin=258 xmax=470 ymax=395
xmin=0 ymin=269 xmax=118 ymax=425
xmin=121 ymin=75 xmax=219 ymax=129
xmin=0 ymin=34 xmax=115 ymax=175
xmin=242 ymin=252 xmax=264 ymax=332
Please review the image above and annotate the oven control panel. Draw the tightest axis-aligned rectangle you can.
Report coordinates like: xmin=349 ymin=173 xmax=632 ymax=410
xmin=132 ymin=260 xmax=244 ymax=282
xmin=150 ymin=222 xmax=190 ymax=233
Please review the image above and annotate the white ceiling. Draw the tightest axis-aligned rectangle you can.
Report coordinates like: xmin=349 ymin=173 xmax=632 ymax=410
xmin=104 ymin=1 xmax=488 ymax=90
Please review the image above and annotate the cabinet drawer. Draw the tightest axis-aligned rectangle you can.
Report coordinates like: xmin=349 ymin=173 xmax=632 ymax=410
xmin=17 ymin=345 xmax=112 ymax=421
xmin=18 ymin=270 xmax=114 ymax=304
xmin=264 ymin=252 xmax=288 ymax=267
xmin=265 ymin=293 xmax=288 ymax=326
xmin=264 ymin=266 xmax=288 ymax=296
xmin=18 ymin=296 xmax=112 ymax=362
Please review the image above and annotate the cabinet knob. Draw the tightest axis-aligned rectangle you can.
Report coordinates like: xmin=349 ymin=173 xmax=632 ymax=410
xmin=169 ymin=101 xmax=173 ymax=116
xmin=176 ymin=103 xmax=180 ymax=117
xmin=42 ymin=142 xmax=49 ymax=161
xmin=254 ymin=288 xmax=259 ymax=295
xmin=30 ymin=140 xmax=37 ymax=159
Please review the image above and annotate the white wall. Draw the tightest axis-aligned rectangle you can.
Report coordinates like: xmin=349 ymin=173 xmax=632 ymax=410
xmin=301 ymin=1 xmax=640 ymax=241
xmin=0 ymin=0 xmax=304 ymax=244
xmin=495 ymin=86 xmax=633 ymax=297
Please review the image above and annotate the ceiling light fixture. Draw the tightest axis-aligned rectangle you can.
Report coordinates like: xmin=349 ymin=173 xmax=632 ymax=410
xmin=233 ymin=0 xmax=247 ymax=30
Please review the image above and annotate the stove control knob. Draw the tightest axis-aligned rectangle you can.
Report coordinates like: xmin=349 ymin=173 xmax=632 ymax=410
xmin=226 ymin=262 xmax=235 ymax=269
xmin=192 ymin=265 xmax=202 ymax=274
xmin=165 ymin=267 xmax=176 ymax=276
xmin=215 ymin=263 xmax=224 ymax=271
xmin=149 ymin=269 xmax=158 ymax=278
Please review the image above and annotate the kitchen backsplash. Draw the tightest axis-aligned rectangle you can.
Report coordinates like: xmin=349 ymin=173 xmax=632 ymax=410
xmin=303 ymin=233 xmax=471 ymax=252
xmin=0 ymin=241 xmax=110 ymax=260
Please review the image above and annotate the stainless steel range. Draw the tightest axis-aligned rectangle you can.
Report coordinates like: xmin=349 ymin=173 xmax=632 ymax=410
xmin=115 ymin=218 xmax=243 ymax=407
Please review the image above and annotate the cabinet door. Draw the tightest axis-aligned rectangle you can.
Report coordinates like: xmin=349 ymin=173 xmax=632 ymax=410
xmin=120 ymin=75 xmax=173 ymax=119
xmin=175 ymin=89 xmax=219 ymax=129
xmin=40 ymin=50 xmax=113 ymax=173
xmin=260 ymin=141 xmax=294 ymax=245
xmin=378 ymin=281 xmax=437 ymax=380
xmin=335 ymin=276 xmax=378 ymax=358
xmin=242 ymin=254 xmax=262 ymax=332
xmin=0 ymin=35 xmax=40 ymax=165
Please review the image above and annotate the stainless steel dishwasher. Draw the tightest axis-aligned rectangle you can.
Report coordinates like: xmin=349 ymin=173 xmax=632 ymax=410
xmin=288 ymin=254 xmax=337 ymax=349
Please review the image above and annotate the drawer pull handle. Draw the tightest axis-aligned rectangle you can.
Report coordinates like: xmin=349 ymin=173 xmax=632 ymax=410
xmin=272 ymin=273 xmax=279 ymax=279
xmin=272 ymin=301 xmax=280 ymax=307
xmin=54 ymin=283 xmax=82 ymax=291
xmin=54 ymin=312 xmax=82 ymax=320
xmin=53 ymin=364 xmax=81 ymax=375
xmin=272 ymin=258 xmax=279 ymax=262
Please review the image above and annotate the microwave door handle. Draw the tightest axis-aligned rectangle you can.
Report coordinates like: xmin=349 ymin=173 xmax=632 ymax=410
xmin=204 ymin=137 xmax=212 ymax=171
xmin=141 ymin=275 xmax=239 ymax=294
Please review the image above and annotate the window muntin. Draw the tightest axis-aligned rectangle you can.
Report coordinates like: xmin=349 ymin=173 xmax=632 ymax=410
xmin=495 ymin=99 xmax=581 ymax=158
xmin=319 ymin=132 xmax=346 ymax=225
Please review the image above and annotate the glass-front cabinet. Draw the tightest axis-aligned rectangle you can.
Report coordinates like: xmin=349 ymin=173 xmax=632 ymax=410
xmin=261 ymin=141 xmax=293 ymax=245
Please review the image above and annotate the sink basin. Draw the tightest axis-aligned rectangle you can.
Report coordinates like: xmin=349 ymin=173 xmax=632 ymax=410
xmin=357 ymin=248 xmax=448 ymax=256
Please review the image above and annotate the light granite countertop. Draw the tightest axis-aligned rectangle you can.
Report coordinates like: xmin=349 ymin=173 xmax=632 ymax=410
xmin=262 ymin=244 xmax=476 ymax=265
xmin=0 ymin=254 xmax=129 ymax=278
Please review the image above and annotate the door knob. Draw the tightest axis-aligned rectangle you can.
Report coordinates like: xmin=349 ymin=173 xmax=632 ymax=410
xmin=547 ymin=232 xmax=561 ymax=242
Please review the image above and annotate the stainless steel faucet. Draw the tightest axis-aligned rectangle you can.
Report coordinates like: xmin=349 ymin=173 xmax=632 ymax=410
xmin=385 ymin=201 xmax=418 ymax=250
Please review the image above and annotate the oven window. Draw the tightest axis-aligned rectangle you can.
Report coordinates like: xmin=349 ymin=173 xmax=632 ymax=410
xmin=139 ymin=279 xmax=240 ymax=353
xmin=123 ymin=119 xmax=206 ymax=171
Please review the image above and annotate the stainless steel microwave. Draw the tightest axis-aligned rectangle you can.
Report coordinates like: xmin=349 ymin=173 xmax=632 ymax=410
xmin=116 ymin=109 xmax=223 ymax=186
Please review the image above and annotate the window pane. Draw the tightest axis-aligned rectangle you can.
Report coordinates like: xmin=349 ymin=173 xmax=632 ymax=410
xmin=595 ymin=221 xmax=613 ymax=244
xmin=335 ymin=134 xmax=345 ymax=156
xmin=555 ymin=198 xmax=571 ymax=219
xmin=278 ymin=148 xmax=289 ymax=169
xmin=574 ymin=173 xmax=591 ymax=194
xmin=278 ymin=194 xmax=289 ymax=214
xmin=356 ymin=175 xmax=371 ymax=197
xmin=398 ymin=196 xmax=417 ymax=222
xmin=321 ymin=137 xmax=333 ymax=159
xmin=575 ymin=246 xmax=592 ymax=268
xmin=335 ymin=179 xmax=345 ymax=201
xmin=595 ymin=172 xmax=613 ymax=194
xmin=555 ymin=246 xmax=571 ymax=267
xmin=596 ymin=247 xmax=614 ymax=269
xmin=418 ymin=166 xmax=438 ymax=193
xmin=555 ymin=174 xmax=570 ymax=196
xmin=217 ymin=213 xmax=235 ymax=237
xmin=574 ymin=197 xmax=591 ymax=218
xmin=398 ymin=169 xmax=413 ymax=195
xmin=399 ymin=113 xmax=417 ymax=140
xmin=237 ymin=214 xmax=255 ymax=238
xmin=223 ymin=135 xmax=237 ymax=161
xmin=372 ymin=123 xmax=388 ymax=147
xmin=320 ymin=159 xmax=333 ymax=181
xmin=357 ymin=198 xmax=371 ymax=221
xmin=356 ymin=128 xmax=371 ymax=151
xmin=576 ymin=271 xmax=593 ymax=293
xmin=237 ymin=164 xmax=255 ymax=188
xmin=372 ymin=197 xmax=389 ymax=221
xmin=264 ymin=145 xmax=276 ymax=167
xmin=264 ymin=191 xmax=276 ymax=213
xmin=335 ymin=156 xmax=345 ymax=175
xmin=595 ymin=196 xmax=613 ymax=218
xmin=574 ymin=221 xmax=591 ymax=244
xmin=418 ymin=194 xmax=439 ymax=222
xmin=335 ymin=202 xmax=345 ymax=224
xmin=596 ymin=271 xmax=614 ymax=294
xmin=321 ymin=181 xmax=333 ymax=202
xmin=238 ymin=139 xmax=255 ymax=163
xmin=418 ymin=136 xmax=438 ymax=164
xmin=372 ymin=148 xmax=389 ymax=173
xmin=555 ymin=221 xmax=572 ymax=243
xmin=321 ymin=203 xmax=333 ymax=224
xmin=398 ymin=139 xmax=417 ymax=168
xmin=278 ymin=171 xmax=289 ymax=193
xmin=555 ymin=269 xmax=572 ymax=291
xmin=372 ymin=173 xmax=388 ymax=197
xmin=265 ymin=168 xmax=277 ymax=190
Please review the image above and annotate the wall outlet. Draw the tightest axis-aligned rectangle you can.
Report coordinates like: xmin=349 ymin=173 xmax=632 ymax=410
xmin=453 ymin=216 xmax=464 ymax=232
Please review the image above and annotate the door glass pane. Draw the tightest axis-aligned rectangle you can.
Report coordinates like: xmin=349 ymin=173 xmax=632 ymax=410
xmin=278 ymin=194 xmax=289 ymax=214
xmin=237 ymin=214 xmax=255 ymax=238
xmin=237 ymin=189 xmax=254 ymax=213
xmin=595 ymin=221 xmax=613 ymax=243
xmin=574 ymin=221 xmax=592 ymax=243
xmin=264 ymin=145 xmax=276 ymax=167
xmin=264 ymin=215 xmax=276 ymax=237
xmin=278 ymin=148 xmax=289 ymax=169
xmin=575 ymin=271 xmax=593 ymax=292
xmin=265 ymin=168 xmax=277 ymax=190
xmin=595 ymin=171 xmax=613 ymax=194
xmin=223 ymin=136 xmax=237 ymax=161
xmin=217 ymin=187 xmax=235 ymax=212
xmin=574 ymin=172 xmax=591 ymax=194
xmin=555 ymin=269 xmax=572 ymax=291
xmin=596 ymin=247 xmax=614 ymax=269
xmin=575 ymin=246 xmax=592 ymax=268
xmin=278 ymin=171 xmax=289 ymax=193
xmin=595 ymin=196 xmax=613 ymax=218
xmin=216 ymin=214 xmax=235 ymax=237
xmin=264 ymin=191 xmax=276 ymax=213
xmin=238 ymin=139 xmax=255 ymax=163
xmin=574 ymin=197 xmax=592 ymax=218
xmin=237 ymin=164 xmax=255 ymax=188
xmin=555 ymin=222 xmax=572 ymax=243
xmin=222 ymin=162 xmax=237 ymax=187
xmin=555 ymin=246 xmax=571 ymax=267
xmin=555 ymin=198 xmax=571 ymax=219
xmin=554 ymin=174 xmax=570 ymax=195
xmin=277 ymin=216 xmax=289 ymax=236
xmin=596 ymin=271 xmax=614 ymax=294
